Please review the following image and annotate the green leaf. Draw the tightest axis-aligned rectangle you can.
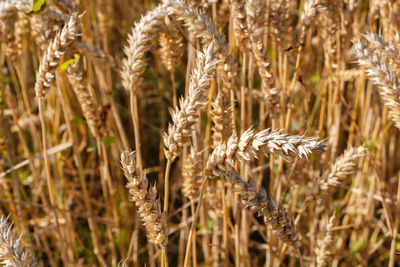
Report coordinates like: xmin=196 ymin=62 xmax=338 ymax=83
xmin=86 ymin=144 xmax=97 ymax=152
xmin=61 ymin=59 xmax=76 ymax=71
xmin=102 ymin=135 xmax=117 ymax=146
xmin=17 ymin=170 xmax=30 ymax=181
xmin=61 ymin=54 xmax=80 ymax=71
xmin=70 ymin=116 xmax=86 ymax=124
xmin=32 ymin=0 xmax=46 ymax=13
xmin=207 ymin=220 xmax=215 ymax=229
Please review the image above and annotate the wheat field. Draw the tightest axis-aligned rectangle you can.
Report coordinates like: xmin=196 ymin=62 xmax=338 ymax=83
xmin=0 ymin=0 xmax=399 ymax=266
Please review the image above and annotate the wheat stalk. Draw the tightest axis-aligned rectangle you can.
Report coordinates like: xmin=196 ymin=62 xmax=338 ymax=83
xmin=35 ymin=13 xmax=82 ymax=98
xmin=182 ymin=147 xmax=203 ymax=201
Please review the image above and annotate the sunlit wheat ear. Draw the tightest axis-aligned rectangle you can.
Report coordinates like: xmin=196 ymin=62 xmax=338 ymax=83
xmin=163 ymin=42 xmax=218 ymax=161
xmin=225 ymin=171 xmax=299 ymax=246
xmin=231 ymin=0 xmax=248 ymax=51
xmin=66 ymin=61 xmax=107 ymax=139
xmin=356 ymin=34 xmax=400 ymax=129
xmin=205 ymin=127 xmax=326 ymax=177
xmin=315 ymin=215 xmax=335 ymax=267
xmin=35 ymin=12 xmax=82 ymax=98
xmin=0 ymin=216 xmax=38 ymax=267
xmin=121 ymin=151 xmax=167 ymax=247
xmin=319 ymin=146 xmax=365 ymax=191
xmin=159 ymin=19 xmax=185 ymax=72
xmin=121 ymin=3 xmax=167 ymax=94
xmin=182 ymin=147 xmax=203 ymax=201
xmin=165 ymin=0 xmax=236 ymax=96
xmin=245 ymin=0 xmax=279 ymax=112
xmin=211 ymin=91 xmax=233 ymax=148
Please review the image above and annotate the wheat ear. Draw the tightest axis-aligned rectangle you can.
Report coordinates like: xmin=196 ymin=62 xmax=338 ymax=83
xmin=66 ymin=61 xmax=107 ymax=139
xmin=315 ymin=215 xmax=335 ymax=267
xmin=121 ymin=3 xmax=166 ymax=94
xmin=163 ymin=42 xmax=218 ymax=160
xmin=205 ymin=127 xmax=325 ymax=177
xmin=0 ymin=216 xmax=38 ymax=267
xmin=121 ymin=151 xmax=167 ymax=247
xmin=159 ymin=20 xmax=185 ymax=72
xmin=211 ymin=91 xmax=233 ymax=147
xmin=355 ymin=34 xmax=400 ymax=129
xmin=35 ymin=13 xmax=82 ymax=98
xmin=165 ymin=0 xmax=236 ymax=97
xmin=231 ymin=0 xmax=248 ymax=51
xmin=319 ymin=146 xmax=365 ymax=191
xmin=182 ymin=147 xmax=203 ymax=201
xmin=246 ymin=0 xmax=280 ymax=112
xmin=224 ymin=171 xmax=299 ymax=246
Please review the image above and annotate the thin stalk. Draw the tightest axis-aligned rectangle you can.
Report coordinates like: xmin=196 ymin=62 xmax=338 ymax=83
xmin=38 ymin=97 xmax=67 ymax=264
xmin=183 ymin=178 xmax=209 ymax=267
xmin=190 ymin=202 xmax=198 ymax=267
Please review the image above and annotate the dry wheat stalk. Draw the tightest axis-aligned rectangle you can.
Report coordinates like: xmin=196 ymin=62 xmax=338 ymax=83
xmin=319 ymin=146 xmax=365 ymax=191
xmin=315 ymin=215 xmax=335 ymax=267
xmin=0 ymin=216 xmax=37 ymax=267
xmin=205 ymin=127 xmax=325 ymax=177
xmin=182 ymin=147 xmax=203 ymax=201
xmin=121 ymin=151 xmax=167 ymax=247
xmin=35 ymin=13 xmax=82 ymax=98
xmin=66 ymin=61 xmax=107 ymax=139
xmin=231 ymin=0 xmax=248 ymax=51
xmin=224 ymin=171 xmax=299 ymax=246
xmin=159 ymin=19 xmax=185 ymax=72
xmin=121 ymin=3 xmax=167 ymax=94
xmin=211 ymin=91 xmax=233 ymax=147
xmin=246 ymin=0 xmax=280 ymax=112
xmin=165 ymin=0 xmax=236 ymax=97
xmin=355 ymin=36 xmax=400 ymax=129
xmin=163 ymin=43 xmax=218 ymax=160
